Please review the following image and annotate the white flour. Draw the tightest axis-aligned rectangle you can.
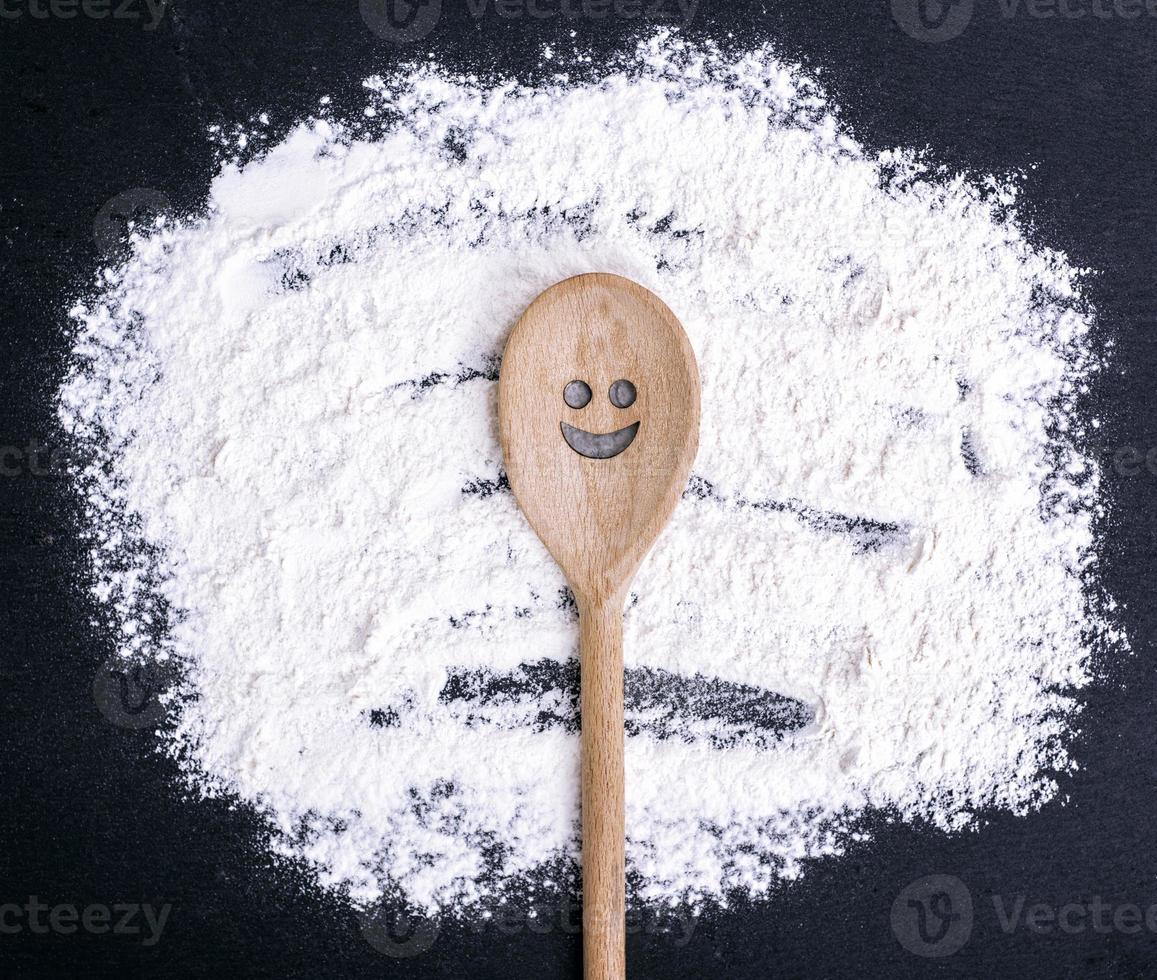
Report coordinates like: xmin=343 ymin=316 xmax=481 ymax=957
xmin=60 ymin=35 xmax=1120 ymax=912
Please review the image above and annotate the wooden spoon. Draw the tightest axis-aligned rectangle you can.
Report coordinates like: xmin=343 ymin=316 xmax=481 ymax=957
xmin=498 ymin=273 xmax=700 ymax=980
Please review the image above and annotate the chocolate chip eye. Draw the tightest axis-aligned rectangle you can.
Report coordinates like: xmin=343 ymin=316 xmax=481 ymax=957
xmin=609 ymin=379 xmax=636 ymax=409
xmin=563 ymin=380 xmax=592 ymax=409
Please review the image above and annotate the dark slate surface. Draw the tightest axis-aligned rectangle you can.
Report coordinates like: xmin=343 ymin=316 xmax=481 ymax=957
xmin=3 ymin=1 xmax=1157 ymax=976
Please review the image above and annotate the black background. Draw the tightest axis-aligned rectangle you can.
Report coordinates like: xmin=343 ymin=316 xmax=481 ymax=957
xmin=3 ymin=0 xmax=1157 ymax=976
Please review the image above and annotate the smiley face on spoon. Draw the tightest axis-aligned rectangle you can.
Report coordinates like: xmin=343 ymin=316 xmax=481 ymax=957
xmin=560 ymin=378 xmax=640 ymax=460
xmin=498 ymin=272 xmax=699 ymax=598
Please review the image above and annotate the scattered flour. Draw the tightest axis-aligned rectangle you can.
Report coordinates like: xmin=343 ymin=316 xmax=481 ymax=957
xmin=60 ymin=35 xmax=1119 ymax=912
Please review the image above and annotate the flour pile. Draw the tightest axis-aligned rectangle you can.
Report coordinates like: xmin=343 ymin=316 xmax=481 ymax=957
xmin=60 ymin=36 xmax=1117 ymax=912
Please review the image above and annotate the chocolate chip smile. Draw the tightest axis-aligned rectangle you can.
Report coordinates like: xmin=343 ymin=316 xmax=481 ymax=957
xmin=560 ymin=420 xmax=640 ymax=459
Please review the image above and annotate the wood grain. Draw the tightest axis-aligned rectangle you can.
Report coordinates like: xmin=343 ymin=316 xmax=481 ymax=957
xmin=578 ymin=594 xmax=625 ymax=980
xmin=498 ymin=273 xmax=700 ymax=980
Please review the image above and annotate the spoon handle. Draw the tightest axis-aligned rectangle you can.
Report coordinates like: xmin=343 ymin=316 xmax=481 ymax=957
xmin=579 ymin=595 xmax=626 ymax=980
